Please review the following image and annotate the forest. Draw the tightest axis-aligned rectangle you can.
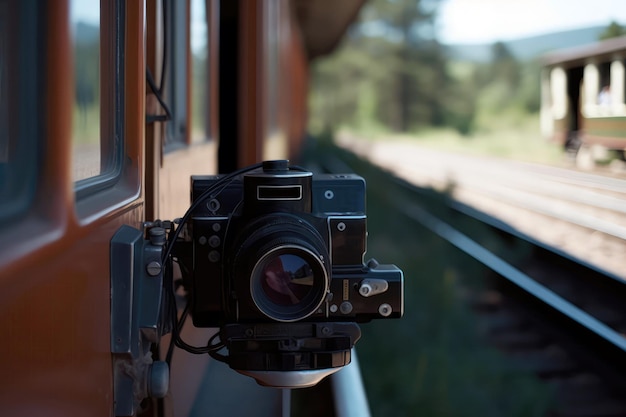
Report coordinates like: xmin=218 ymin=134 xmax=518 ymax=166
xmin=308 ymin=0 xmax=625 ymax=140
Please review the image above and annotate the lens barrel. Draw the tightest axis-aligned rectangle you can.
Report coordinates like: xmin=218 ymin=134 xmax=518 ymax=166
xmin=231 ymin=214 xmax=329 ymax=322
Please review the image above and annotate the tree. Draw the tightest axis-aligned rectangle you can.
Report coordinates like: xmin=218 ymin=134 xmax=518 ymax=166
xmin=309 ymin=0 xmax=455 ymax=134
xmin=599 ymin=21 xmax=626 ymax=40
xmin=489 ymin=42 xmax=520 ymax=89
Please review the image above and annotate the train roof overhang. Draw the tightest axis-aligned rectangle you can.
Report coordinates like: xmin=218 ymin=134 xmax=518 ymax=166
xmin=291 ymin=0 xmax=366 ymax=60
xmin=541 ymin=35 xmax=626 ymax=68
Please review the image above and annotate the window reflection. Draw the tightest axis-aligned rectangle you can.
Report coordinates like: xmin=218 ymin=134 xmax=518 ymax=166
xmin=0 ymin=2 xmax=8 ymax=165
xmin=191 ymin=0 xmax=210 ymax=143
xmin=0 ymin=0 xmax=41 ymax=225
xmin=70 ymin=0 xmax=101 ymax=181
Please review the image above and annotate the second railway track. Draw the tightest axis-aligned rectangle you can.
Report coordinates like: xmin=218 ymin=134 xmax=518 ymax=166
xmin=338 ymin=135 xmax=626 ymax=280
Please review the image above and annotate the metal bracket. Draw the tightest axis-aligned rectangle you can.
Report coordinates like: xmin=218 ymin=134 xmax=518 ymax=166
xmin=110 ymin=225 xmax=171 ymax=417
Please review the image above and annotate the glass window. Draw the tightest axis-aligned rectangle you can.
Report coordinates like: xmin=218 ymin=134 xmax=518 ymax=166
xmin=71 ymin=0 xmax=121 ymax=194
xmin=164 ymin=0 xmax=189 ymax=150
xmin=71 ymin=0 xmax=101 ymax=181
xmin=0 ymin=0 xmax=42 ymax=224
xmin=265 ymin=2 xmax=281 ymax=138
xmin=190 ymin=0 xmax=210 ymax=143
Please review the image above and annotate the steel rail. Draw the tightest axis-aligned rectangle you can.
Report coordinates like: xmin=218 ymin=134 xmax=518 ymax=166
xmin=331 ymin=350 xmax=372 ymax=417
xmin=318 ymin=152 xmax=626 ymax=392
xmin=391 ymin=175 xmax=626 ymax=294
xmin=396 ymin=197 xmax=626 ymax=389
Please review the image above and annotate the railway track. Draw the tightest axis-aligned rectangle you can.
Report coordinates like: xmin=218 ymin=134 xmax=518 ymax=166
xmin=338 ymin=135 xmax=626 ymax=280
xmin=313 ymin=148 xmax=626 ymax=417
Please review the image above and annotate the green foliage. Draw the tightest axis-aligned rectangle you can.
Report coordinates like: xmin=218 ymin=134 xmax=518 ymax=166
xmin=452 ymin=44 xmax=541 ymax=132
xmin=309 ymin=0 xmax=543 ymax=138
xmin=303 ymin=142 xmax=553 ymax=417
xmin=599 ymin=20 xmax=626 ymax=40
xmin=73 ymin=23 xmax=100 ymax=145
xmin=310 ymin=0 xmax=462 ymax=135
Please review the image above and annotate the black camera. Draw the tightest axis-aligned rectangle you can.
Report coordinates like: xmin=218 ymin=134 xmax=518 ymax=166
xmin=110 ymin=160 xmax=403 ymax=395
xmin=180 ymin=160 xmax=403 ymax=387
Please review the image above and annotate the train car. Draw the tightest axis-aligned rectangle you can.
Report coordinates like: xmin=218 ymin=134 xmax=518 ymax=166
xmin=0 ymin=1 xmax=365 ymax=416
xmin=540 ymin=35 xmax=626 ymax=166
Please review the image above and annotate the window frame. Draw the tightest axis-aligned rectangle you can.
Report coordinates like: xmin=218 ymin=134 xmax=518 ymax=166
xmin=73 ymin=0 xmax=125 ymax=201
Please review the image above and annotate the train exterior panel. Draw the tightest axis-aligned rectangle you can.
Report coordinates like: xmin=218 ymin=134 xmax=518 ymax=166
xmin=583 ymin=116 xmax=626 ymax=149
xmin=0 ymin=0 xmax=363 ymax=416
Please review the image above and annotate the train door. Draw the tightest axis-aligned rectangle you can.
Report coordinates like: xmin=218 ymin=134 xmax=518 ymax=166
xmin=0 ymin=1 xmax=146 ymax=416
xmin=565 ymin=66 xmax=584 ymax=150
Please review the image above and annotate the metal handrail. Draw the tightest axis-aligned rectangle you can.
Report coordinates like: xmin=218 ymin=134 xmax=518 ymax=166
xmin=331 ymin=349 xmax=372 ymax=417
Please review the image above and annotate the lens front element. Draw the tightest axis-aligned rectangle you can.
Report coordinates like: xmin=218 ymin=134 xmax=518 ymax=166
xmin=251 ymin=245 xmax=328 ymax=322
xmin=260 ymin=253 xmax=314 ymax=306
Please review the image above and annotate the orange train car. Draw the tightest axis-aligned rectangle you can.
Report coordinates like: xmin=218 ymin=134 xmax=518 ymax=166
xmin=0 ymin=1 xmax=365 ymax=416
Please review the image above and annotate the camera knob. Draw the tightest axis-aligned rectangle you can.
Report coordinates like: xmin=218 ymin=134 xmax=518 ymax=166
xmin=367 ymin=258 xmax=380 ymax=269
xmin=149 ymin=227 xmax=167 ymax=246
xmin=359 ymin=279 xmax=389 ymax=297
xmin=359 ymin=283 xmax=373 ymax=296
xmin=262 ymin=160 xmax=289 ymax=172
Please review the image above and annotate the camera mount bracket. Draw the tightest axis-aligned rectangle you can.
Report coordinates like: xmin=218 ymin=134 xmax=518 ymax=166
xmin=239 ymin=368 xmax=341 ymax=389
xmin=110 ymin=225 xmax=172 ymax=417
xmin=221 ymin=322 xmax=361 ymax=388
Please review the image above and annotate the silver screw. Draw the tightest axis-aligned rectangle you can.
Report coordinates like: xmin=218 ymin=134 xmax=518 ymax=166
xmin=146 ymin=261 xmax=162 ymax=277
xmin=378 ymin=303 xmax=392 ymax=317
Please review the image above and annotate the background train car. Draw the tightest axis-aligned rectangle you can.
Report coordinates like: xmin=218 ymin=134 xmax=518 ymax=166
xmin=540 ymin=35 xmax=626 ymax=167
xmin=0 ymin=1 xmax=364 ymax=416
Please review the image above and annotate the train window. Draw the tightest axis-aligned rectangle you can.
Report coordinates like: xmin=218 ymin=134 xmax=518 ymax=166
xmin=261 ymin=0 xmax=287 ymax=160
xmin=164 ymin=1 xmax=190 ymax=150
xmin=265 ymin=2 xmax=281 ymax=139
xmin=0 ymin=1 xmax=42 ymax=224
xmin=71 ymin=0 xmax=101 ymax=181
xmin=71 ymin=0 xmax=123 ymax=195
xmin=190 ymin=0 xmax=210 ymax=143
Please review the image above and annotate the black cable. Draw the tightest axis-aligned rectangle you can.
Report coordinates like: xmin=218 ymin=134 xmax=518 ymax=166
xmin=161 ymin=162 xmax=264 ymax=264
xmin=159 ymin=0 xmax=167 ymax=96
xmin=146 ymin=67 xmax=172 ymax=123
xmin=146 ymin=0 xmax=169 ymax=123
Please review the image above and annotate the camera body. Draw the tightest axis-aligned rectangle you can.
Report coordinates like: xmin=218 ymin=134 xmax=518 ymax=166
xmin=189 ymin=160 xmax=403 ymax=328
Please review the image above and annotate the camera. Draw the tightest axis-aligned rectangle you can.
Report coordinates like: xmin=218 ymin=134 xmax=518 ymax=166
xmin=180 ymin=160 xmax=403 ymax=387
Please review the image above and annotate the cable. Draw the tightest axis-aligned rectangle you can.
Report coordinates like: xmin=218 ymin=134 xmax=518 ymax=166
xmin=161 ymin=162 xmax=263 ymax=263
xmin=146 ymin=67 xmax=172 ymax=123
xmin=146 ymin=0 xmax=169 ymax=123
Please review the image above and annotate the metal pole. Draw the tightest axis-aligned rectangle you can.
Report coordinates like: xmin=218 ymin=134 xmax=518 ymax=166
xmin=281 ymin=388 xmax=291 ymax=417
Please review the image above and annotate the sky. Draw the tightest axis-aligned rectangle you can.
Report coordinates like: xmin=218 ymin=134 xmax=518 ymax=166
xmin=69 ymin=0 xmax=626 ymax=47
xmin=437 ymin=0 xmax=626 ymax=44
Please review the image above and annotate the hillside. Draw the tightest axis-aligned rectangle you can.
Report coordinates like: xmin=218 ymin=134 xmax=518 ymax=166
xmin=446 ymin=26 xmax=606 ymax=62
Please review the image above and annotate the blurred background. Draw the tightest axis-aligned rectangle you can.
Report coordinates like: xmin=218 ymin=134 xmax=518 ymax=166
xmin=309 ymin=0 xmax=626 ymax=157
xmin=297 ymin=1 xmax=626 ymax=416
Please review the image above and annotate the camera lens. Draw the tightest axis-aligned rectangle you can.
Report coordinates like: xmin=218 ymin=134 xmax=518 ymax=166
xmin=230 ymin=214 xmax=330 ymax=322
xmin=251 ymin=245 xmax=328 ymax=322
xmin=259 ymin=253 xmax=315 ymax=306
